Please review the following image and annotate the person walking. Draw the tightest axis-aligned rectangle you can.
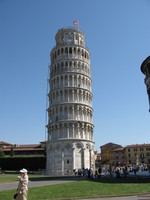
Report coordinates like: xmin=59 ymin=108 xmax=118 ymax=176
xmin=133 ymin=163 xmax=137 ymax=176
xmin=16 ymin=168 xmax=28 ymax=200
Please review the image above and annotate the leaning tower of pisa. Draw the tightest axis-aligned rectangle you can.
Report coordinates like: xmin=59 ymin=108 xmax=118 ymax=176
xmin=46 ymin=27 xmax=95 ymax=175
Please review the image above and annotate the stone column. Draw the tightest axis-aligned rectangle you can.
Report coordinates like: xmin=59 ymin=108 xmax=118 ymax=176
xmin=57 ymin=124 xmax=60 ymax=139
xmin=72 ymin=146 xmax=75 ymax=171
xmin=72 ymin=89 xmax=74 ymax=102
xmin=85 ymin=108 xmax=87 ymax=122
xmin=82 ymin=123 xmax=85 ymax=139
xmin=72 ymin=75 xmax=74 ymax=87
xmin=77 ymin=89 xmax=79 ymax=103
xmin=77 ymin=106 xmax=79 ymax=120
xmin=53 ymin=126 xmax=55 ymax=140
xmin=62 ymin=123 xmax=64 ymax=138
xmin=81 ymin=90 xmax=83 ymax=102
xmin=81 ymin=107 xmax=84 ymax=121
xmin=63 ymin=90 xmax=65 ymax=102
xmin=68 ymin=75 xmax=69 ymax=86
xmin=85 ymin=124 xmax=88 ymax=140
xmin=83 ymin=148 xmax=85 ymax=169
xmin=48 ymin=127 xmax=51 ymax=141
xmin=68 ymin=89 xmax=69 ymax=102
xmin=62 ymin=150 xmax=64 ymax=175
xmin=72 ymin=106 xmax=74 ymax=119
xmin=67 ymin=106 xmax=69 ymax=119
xmin=63 ymin=75 xmax=65 ymax=87
xmin=72 ymin=123 xmax=74 ymax=138
xmin=77 ymin=123 xmax=80 ymax=139
xmin=67 ymin=123 xmax=69 ymax=138
xmin=90 ymin=149 xmax=92 ymax=168
xmin=58 ymin=90 xmax=60 ymax=103
xmin=62 ymin=106 xmax=65 ymax=120
xmin=77 ymin=75 xmax=79 ymax=87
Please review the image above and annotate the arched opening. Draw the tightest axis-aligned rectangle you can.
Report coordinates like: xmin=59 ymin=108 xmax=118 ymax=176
xmin=69 ymin=47 xmax=72 ymax=54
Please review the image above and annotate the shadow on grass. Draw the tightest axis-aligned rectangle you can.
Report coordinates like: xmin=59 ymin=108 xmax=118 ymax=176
xmin=88 ymin=176 xmax=150 ymax=184
xmin=29 ymin=175 xmax=150 ymax=184
xmin=29 ymin=175 xmax=86 ymax=182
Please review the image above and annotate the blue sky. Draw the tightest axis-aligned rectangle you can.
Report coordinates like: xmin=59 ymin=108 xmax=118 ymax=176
xmin=0 ymin=0 xmax=150 ymax=151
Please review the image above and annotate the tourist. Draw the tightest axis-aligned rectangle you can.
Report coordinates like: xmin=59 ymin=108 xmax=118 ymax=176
xmin=16 ymin=168 xmax=28 ymax=200
xmin=133 ymin=163 xmax=137 ymax=176
xmin=104 ymin=167 xmax=107 ymax=177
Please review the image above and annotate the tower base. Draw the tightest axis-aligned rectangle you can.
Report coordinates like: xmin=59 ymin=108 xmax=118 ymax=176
xmin=46 ymin=139 xmax=95 ymax=176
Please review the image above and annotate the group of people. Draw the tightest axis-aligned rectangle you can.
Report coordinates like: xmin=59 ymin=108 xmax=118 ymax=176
xmin=74 ymin=168 xmax=94 ymax=178
xmin=74 ymin=164 xmax=130 ymax=179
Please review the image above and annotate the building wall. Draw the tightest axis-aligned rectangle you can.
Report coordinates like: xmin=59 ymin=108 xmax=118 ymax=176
xmin=125 ymin=145 xmax=150 ymax=164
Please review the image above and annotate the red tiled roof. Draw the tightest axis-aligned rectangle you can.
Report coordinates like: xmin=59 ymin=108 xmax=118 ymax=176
xmin=3 ymin=147 xmax=44 ymax=152
xmin=0 ymin=143 xmax=44 ymax=152
xmin=0 ymin=141 xmax=12 ymax=146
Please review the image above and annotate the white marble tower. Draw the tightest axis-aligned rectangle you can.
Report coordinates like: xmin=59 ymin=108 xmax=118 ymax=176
xmin=46 ymin=27 xmax=95 ymax=175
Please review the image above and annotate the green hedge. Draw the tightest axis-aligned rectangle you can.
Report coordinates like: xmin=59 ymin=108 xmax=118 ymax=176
xmin=0 ymin=157 xmax=46 ymax=171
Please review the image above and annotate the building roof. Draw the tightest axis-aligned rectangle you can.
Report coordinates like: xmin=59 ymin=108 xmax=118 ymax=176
xmin=3 ymin=144 xmax=44 ymax=151
xmin=0 ymin=141 xmax=45 ymax=152
xmin=126 ymin=144 xmax=150 ymax=148
xmin=111 ymin=147 xmax=124 ymax=152
xmin=100 ymin=142 xmax=122 ymax=149
xmin=0 ymin=141 xmax=12 ymax=146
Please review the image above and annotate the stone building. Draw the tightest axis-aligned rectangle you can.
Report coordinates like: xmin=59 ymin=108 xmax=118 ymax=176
xmin=0 ymin=141 xmax=45 ymax=156
xmin=141 ymin=56 xmax=150 ymax=112
xmin=124 ymin=144 xmax=150 ymax=164
xmin=100 ymin=142 xmax=122 ymax=164
xmin=100 ymin=142 xmax=150 ymax=165
xmin=46 ymin=27 xmax=95 ymax=175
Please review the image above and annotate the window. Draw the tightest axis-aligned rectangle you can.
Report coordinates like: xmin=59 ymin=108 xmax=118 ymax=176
xmin=134 ymin=148 xmax=137 ymax=152
xmin=128 ymin=153 xmax=130 ymax=158
xmin=76 ymin=35 xmax=79 ymax=40
xmin=140 ymin=153 xmax=144 ymax=159
xmin=146 ymin=148 xmax=150 ymax=151
xmin=140 ymin=148 xmax=144 ymax=151
xmin=65 ymin=47 xmax=68 ymax=53
xmin=69 ymin=47 xmax=72 ymax=54
xmin=147 ymin=152 xmax=150 ymax=157
xmin=67 ymin=159 xmax=69 ymax=164
xmin=128 ymin=149 xmax=130 ymax=152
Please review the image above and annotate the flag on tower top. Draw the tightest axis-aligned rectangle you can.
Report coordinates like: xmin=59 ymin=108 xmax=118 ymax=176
xmin=73 ymin=21 xmax=78 ymax=25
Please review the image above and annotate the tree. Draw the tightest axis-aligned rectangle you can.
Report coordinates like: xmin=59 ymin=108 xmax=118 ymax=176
xmin=0 ymin=150 xmax=5 ymax=158
xmin=10 ymin=146 xmax=14 ymax=157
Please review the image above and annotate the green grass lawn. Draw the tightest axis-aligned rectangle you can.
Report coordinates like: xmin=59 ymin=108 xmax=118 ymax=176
xmin=0 ymin=174 xmax=19 ymax=182
xmin=0 ymin=173 xmax=46 ymax=183
xmin=0 ymin=177 xmax=150 ymax=200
